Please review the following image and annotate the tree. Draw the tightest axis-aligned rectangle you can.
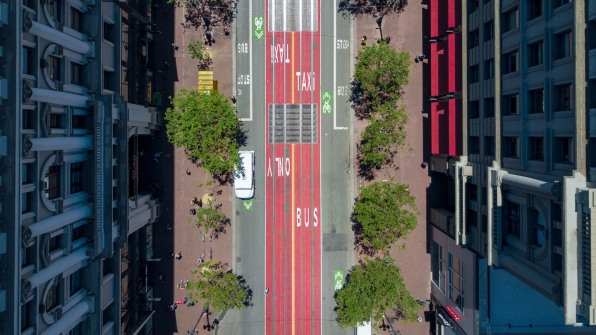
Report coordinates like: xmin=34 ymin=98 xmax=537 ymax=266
xmin=354 ymin=43 xmax=410 ymax=109
xmin=335 ymin=257 xmax=421 ymax=328
xmin=165 ymin=88 xmax=242 ymax=175
xmin=187 ymin=40 xmax=213 ymax=70
xmin=359 ymin=104 xmax=408 ymax=167
xmin=338 ymin=0 xmax=409 ymax=18
xmin=194 ymin=199 xmax=228 ymax=236
xmin=170 ymin=0 xmax=237 ymax=30
xmin=186 ymin=261 xmax=249 ymax=311
xmin=353 ymin=181 xmax=418 ymax=252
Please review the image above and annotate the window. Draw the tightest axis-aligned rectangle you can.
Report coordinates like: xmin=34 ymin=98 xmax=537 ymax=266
xmin=103 ymin=70 xmax=114 ymax=91
xmin=70 ymin=7 xmax=82 ymax=31
xmin=22 ymin=164 xmax=34 ymax=184
xmin=23 ymin=47 xmax=34 ymax=75
xmin=70 ymin=162 xmax=83 ymax=193
xmin=439 ymin=246 xmax=447 ymax=292
xmin=48 ymin=55 xmax=62 ymax=81
xmin=528 ymin=208 xmax=545 ymax=246
xmin=48 ymin=234 xmax=62 ymax=253
xmin=21 ymin=301 xmax=33 ymax=331
xmin=44 ymin=165 xmax=61 ymax=200
xmin=555 ymin=83 xmax=573 ymax=111
xmin=22 ymin=192 xmax=32 ymax=213
xmin=469 ymin=29 xmax=479 ymax=48
xmin=49 ymin=113 xmax=63 ymax=128
xmin=554 ymin=30 xmax=573 ymax=59
xmin=528 ymin=88 xmax=544 ymax=114
xmin=448 ymin=253 xmax=464 ymax=312
xmin=554 ymin=0 xmax=571 ymax=8
xmin=484 ymin=98 xmax=495 ymax=117
xmin=469 ymin=100 xmax=480 ymax=119
xmin=528 ymin=40 xmax=544 ymax=67
xmin=528 ymin=0 xmax=543 ymax=20
xmin=502 ymin=7 xmax=519 ymax=32
xmin=467 ymin=184 xmax=478 ymax=201
xmin=502 ymin=93 xmax=519 ymax=115
xmin=529 ymin=136 xmax=545 ymax=161
xmin=48 ymin=0 xmax=61 ymax=22
xmin=552 ymin=253 xmax=562 ymax=273
xmin=70 ymin=269 xmax=83 ymax=294
xmin=45 ymin=281 xmax=62 ymax=311
xmin=468 ymin=0 xmax=479 ymax=13
xmin=553 ymin=137 xmax=574 ymax=163
xmin=431 ymin=241 xmax=440 ymax=286
xmin=72 ymin=223 xmax=86 ymax=241
xmin=23 ymin=110 xmax=35 ymax=129
xmin=503 ymin=136 xmax=519 ymax=158
xmin=484 ymin=136 xmax=495 ymax=156
xmin=104 ymin=22 xmax=114 ymax=43
xmin=505 ymin=201 xmax=521 ymax=239
xmin=484 ymin=21 xmax=494 ymax=41
xmin=502 ymin=50 xmax=518 ymax=74
xmin=484 ymin=59 xmax=494 ymax=79
xmin=589 ymin=22 xmax=596 ymax=50
xmin=469 ymin=136 xmax=480 ymax=154
xmin=70 ymin=63 xmax=83 ymax=85
xmin=469 ymin=65 xmax=479 ymax=83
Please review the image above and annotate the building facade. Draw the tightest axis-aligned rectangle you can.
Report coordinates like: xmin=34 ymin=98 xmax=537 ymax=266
xmin=0 ymin=0 xmax=163 ymax=334
xmin=428 ymin=0 xmax=596 ymax=334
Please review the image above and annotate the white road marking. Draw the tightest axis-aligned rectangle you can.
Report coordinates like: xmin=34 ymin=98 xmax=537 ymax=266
xmin=334 ymin=0 xmax=347 ymax=130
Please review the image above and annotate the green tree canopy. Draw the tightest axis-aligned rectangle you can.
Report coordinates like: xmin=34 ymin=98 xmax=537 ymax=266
xmin=186 ymin=261 xmax=249 ymax=311
xmin=354 ymin=43 xmax=410 ymax=109
xmin=335 ymin=257 xmax=421 ymax=328
xmin=165 ymin=88 xmax=241 ymax=175
xmin=187 ymin=40 xmax=213 ymax=70
xmin=193 ymin=199 xmax=228 ymax=235
xmin=359 ymin=104 xmax=409 ymax=167
xmin=353 ymin=181 xmax=418 ymax=251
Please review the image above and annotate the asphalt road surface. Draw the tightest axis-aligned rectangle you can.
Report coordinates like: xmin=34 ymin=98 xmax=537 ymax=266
xmin=221 ymin=1 xmax=353 ymax=334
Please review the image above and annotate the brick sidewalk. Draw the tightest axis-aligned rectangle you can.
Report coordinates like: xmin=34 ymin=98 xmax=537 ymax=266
xmin=354 ymin=3 xmax=432 ymax=335
xmin=151 ymin=2 xmax=236 ymax=334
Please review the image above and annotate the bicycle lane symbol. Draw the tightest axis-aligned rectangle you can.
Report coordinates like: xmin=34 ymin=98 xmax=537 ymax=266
xmin=321 ymin=90 xmax=332 ymax=114
xmin=254 ymin=16 xmax=264 ymax=40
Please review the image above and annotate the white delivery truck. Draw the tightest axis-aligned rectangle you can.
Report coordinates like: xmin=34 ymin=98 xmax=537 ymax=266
xmin=234 ymin=151 xmax=255 ymax=199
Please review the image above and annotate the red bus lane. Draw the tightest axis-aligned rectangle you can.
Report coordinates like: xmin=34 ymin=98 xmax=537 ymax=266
xmin=265 ymin=5 xmax=321 ymax=334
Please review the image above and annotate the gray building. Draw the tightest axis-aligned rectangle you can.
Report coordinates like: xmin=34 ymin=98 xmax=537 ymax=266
xmin=0 ymin=0 xmax=163 ymax=334
xmin=429 ymin=0 xmax=596 ymax=334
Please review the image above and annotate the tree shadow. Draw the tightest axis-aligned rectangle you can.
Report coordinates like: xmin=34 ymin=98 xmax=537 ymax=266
xmin=338 ymin=0 xmax=409 ymax=18
xmin=351 ymin=215 xmax=379 ymax=257
xmin=183 ymin=0 xmax=237 ymax=31
xmin=236 ymin=275 xmax=253 ymax=307
xmin=350 ymin=81 xmax=374 ymax=120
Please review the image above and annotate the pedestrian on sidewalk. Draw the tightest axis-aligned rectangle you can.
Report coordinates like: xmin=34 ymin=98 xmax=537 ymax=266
xmin=361 ymin=35 xmax=367 ymax=45
xmin=224 ymin=27 xmax=229 ymax=36
xmin=264 ymin=287 xmax=269 ymax=294
xmin=421 ymin=161 xmax=428 ymax=169
xmin=189 ymin=208 xmax=196 ymax=215
xmin=185 ymin=169 xmax=191 ymax=175
xmin=175 ymin=252 xmax=182 ymax=260
xmin=415 ymin=54 xmax=427 ymax=62
xmin=172 ymin=43 xmax=179 ymax=50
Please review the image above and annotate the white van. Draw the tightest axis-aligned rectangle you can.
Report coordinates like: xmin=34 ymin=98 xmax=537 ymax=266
xmin=234 ymin=151 xmax=255 ymax=199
